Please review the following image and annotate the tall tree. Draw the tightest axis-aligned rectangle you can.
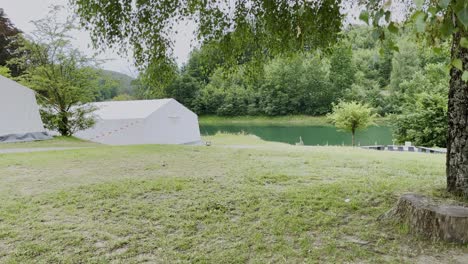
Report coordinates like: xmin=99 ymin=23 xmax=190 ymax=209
xmin=330 ymin=43 xmax=356 ymax=97
xmin=72 ymin=0 xmax=468 ymax=196
xmin=12 ymin=6 xmax=97 ymax=136
xmin=0 ymin=9 xmax=23 ymax=76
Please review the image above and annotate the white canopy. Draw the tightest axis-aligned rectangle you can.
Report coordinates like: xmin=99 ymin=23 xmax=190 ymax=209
xmin=75 ymin=99 xmax=202 ymax=145
xmin=0 ymin=75 xmax=49 ymax=142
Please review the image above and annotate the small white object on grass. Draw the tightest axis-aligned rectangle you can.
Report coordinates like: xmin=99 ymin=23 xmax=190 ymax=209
xmin=344 ymin=198 xmax=351 ymax=203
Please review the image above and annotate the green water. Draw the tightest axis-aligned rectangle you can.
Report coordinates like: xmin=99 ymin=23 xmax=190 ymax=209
xmin=200 ymin=125 xmax=393 ymax=146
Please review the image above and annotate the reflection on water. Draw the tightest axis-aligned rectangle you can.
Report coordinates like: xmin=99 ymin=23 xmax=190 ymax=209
xmin=200 ymin=125 xmax=393 ymax=146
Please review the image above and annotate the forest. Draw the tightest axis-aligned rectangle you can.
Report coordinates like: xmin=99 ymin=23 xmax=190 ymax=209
xmin=133 ymin=25 xmax=450 ymax=147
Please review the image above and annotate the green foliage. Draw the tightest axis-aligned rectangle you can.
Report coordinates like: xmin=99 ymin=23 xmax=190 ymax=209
xmin=393 ymin=92 xmax=447 ymax=147
xmin=393 ymin=63 xmax=449 ymax=147
xmin=327 ymin=101 xmax=377 ymax=146
xmin=164 ymin=74 xmax=201 ymax=109
xmin=11 ymin=6 xmax=97 ymax=136
xmin=112 ymin=93 xmax=135 ymax=101
xmin=194 ymin=67 xmax=258 ymax=116
xmin=71 ymin=0 xmax=344 ymax=72
xmin=330 ymin=43 xmax=356 ymax=95
xmin=389 ymin=38 xmax=422 ymax=91
xmin=0 ymin=65 xmax=11 ymax=77
xmin=0 ymin=9 xmax=23 ymax=77
xmin=94 ymin=70 xmax=136 ymax=101
xmin=134 ymin=59 xmax=178 ymax=99
xmin=260 ymin=54 xmax=333 ymax=115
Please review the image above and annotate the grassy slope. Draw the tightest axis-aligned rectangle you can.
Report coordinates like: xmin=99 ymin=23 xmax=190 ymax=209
xmin=0 ymin=134 xmax=465 ymax=263
xmin=199 ymin=115 xmax=391 ymax=127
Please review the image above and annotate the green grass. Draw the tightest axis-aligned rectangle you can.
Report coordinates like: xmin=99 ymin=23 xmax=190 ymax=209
xmin=0 ymin=134 xmax=465 ymax=263
xmin=0 ymin=136 xmax=100 ymax=149
xmin=199 ymin=115 xmax=391 ymax=127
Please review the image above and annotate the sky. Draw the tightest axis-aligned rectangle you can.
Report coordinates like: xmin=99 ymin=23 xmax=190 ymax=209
xmin=0 ymin=0 xmax=197 ymax=77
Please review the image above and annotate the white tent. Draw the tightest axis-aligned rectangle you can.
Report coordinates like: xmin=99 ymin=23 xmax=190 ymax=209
xmin=0 ymin=75 xmax=50 ymax=143
xmin=75 ymin=99 xmax=202 ymax=145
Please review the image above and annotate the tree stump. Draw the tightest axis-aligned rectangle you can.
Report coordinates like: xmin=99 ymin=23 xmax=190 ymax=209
xmin=393 ymin=194 xmax=468 ymax=244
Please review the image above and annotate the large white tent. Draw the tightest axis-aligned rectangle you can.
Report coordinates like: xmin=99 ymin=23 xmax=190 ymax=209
xmin=0 ymin=75 xmax=50 ymax=143
xmin=75 ymin=99 xmax=202 ymax=145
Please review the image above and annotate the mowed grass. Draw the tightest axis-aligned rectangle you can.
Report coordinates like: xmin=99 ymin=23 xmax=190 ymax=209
xmin=0 ymin=136 xmax=100 ymax=149
xmin=0 ymin=134 xmax=466 ymax=263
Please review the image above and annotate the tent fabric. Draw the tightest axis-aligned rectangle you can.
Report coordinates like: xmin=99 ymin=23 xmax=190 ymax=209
xmin=0 ymin=132 xmax=50 ymax=143
xmin=75 ymin=99 xmax=202 ymax=145
xmin=0 ymin=76 xmax=50 ymax=143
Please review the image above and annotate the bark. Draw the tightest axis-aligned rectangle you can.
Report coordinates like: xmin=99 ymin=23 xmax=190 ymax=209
xmin=447 ymin=27 xmax=468 ymax=196
xmin=352 ymin=130 xmax=355 ymax=147
xmin=58 ymin=111 xmax=71 ymax=136
xmin=392 ymin=194 xmax=468 ymax=244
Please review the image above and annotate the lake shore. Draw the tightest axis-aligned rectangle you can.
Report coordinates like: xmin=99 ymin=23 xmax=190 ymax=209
xmin=199 ymin=115 xmax=391 ymax=127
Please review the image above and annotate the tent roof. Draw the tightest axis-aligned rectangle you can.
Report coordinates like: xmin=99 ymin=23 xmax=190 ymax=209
xmin=0 ymin=75 xmax=33 ymax=94
xmin=91 ymin=99 xmax=173 ymax=120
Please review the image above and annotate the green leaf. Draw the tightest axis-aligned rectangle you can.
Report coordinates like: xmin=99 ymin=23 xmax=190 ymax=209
xmin=457 ymin=6 xmax=468 ymax=28
xmin=428 ymin=7 xmax=438 ymax=16
xmin=359 ymin=10 xmax=369 ymax=24
xmin=452 ymin=58 xmax=463 ymax=71
xmin=438 ymin=0 xmax=450 ymax=9
xmin=414 ymin=0 xmax=424 ymax=9
xmin=372 ymin=29 xmax=381 ymax=40
xmin=462 ymin=71 xmax=468 ymax=82
xmin=413 ymin=11 xmax=427 ymax=32
xmin=385 ymin=11 xmax=391 ymax=22
xmin=461 ymin=37 xmax=468 ymax=49
xmin=440 ymin=16 xmax=455 ymax=37
xmin=388 ymin=22 xmax=399 ymax=34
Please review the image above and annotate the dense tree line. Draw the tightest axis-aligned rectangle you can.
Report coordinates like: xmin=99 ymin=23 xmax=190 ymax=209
xmin=138 ymin=25 xmax=449 ymax=117
xmin=130 ymin=25 xmax=451 ymax=147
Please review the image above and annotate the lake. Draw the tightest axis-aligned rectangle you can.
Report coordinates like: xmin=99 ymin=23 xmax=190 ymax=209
xmin=200 ymin=125 xmax=393 ymax=146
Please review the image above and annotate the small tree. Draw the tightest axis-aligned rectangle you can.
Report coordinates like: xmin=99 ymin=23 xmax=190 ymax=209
xmin=327 ymin=101 xmax=377 ymax=146
xmin=11 ymin=6 xmax=98 ymax=136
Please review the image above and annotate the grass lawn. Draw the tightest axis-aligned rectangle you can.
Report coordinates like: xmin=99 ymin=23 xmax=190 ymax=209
xmin=0 ymin=134 xmax=466 ymax=263
xmin=0 ymin=136 xmax=100 ymax=149
xmin=199 ymin=115 xmax=391 ymax=127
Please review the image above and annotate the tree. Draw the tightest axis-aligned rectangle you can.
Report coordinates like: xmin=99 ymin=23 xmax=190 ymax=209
xmin=393 ymin=63 xmax=449 ymax=147
xmin=327 ymin=101 xmax=377 ymax=146
xmin=389 ymin=38 xmax=421 ymax=91
xmin=260 ymin=54 xmax=333 ymax=115
xmin=164 ymin=74 xmax=201 ymax=110
xmin=72 ymin=0 xmax=468 ymax=196
xmin=330 ymin=43 xmax=356 ymax=97
xmin=394 ymin=92 xmax=448 ymax=147
xmin=12 ymin=6 xmax=97 ymax=136
xmin=0 ymin=9 xmax=23 ymax=76
xmin=0 ymin=65 xmax=11 ymax=77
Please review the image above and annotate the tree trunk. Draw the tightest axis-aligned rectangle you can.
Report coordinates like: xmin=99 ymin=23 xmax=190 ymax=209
xmin=392 ymin=194 xmax=468 ymax=244
xmin=58 ymin=111 xmax=70 ymax=136
xmin=447 ymin=28 xmax=468 ymax=196
xmin=351 ymin=129 xmax=355 ymax=147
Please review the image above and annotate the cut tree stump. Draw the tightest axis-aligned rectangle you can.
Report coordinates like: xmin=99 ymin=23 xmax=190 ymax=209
xmin=393 ymin=193 xmax=468 ymax=244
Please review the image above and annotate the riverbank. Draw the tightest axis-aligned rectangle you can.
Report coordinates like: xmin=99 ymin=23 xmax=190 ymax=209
xmin=199 ymin=115 xmax=391 ymax=126
xmin=0 ymin=134 xmax=463 ymax=263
